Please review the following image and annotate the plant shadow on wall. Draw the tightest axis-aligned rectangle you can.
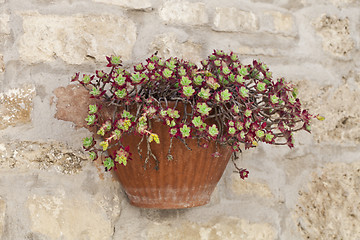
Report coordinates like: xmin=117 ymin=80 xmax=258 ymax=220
xmin=69 ymin=50 xmax=323 ymax=209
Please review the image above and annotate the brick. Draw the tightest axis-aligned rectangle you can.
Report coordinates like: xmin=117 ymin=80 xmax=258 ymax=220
xmin=159 ymin=0 xmax=208 ymax=26
xmin=0 ymin=85 xmax=35 ymax=130
xmin=313 ymin=15 xmax=354 ymax=58
xmin=295 ymin=162 xmax=360 ymax=239
xmin=54 ymin=84 xmax=96 ymax=129
xmin=19 ymin=12 xmax=137 ymax=64
xmin=93 ymin=0 xmax=152 ymax=10
xmin=213 ymin=7 xmax=258 ymax=32
xmin=150 ymin=33 xmax=202 ymax=63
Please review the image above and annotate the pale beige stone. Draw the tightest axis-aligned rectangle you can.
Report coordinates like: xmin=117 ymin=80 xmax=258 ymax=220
xmin=313 ymin=15 xmax=354 ymax=58
xmin=0 ymin=14 xmax=10 ymax=35
xmin=295 ymin=162 xmax=360 ymax=239
xmin=263 ymin=11 xmax=295 ymax=35
xmin=0 ymin=141 xmax=87 ymax=173
xmin=230 ymin=174 xmax=274 ymax=198
xmin=0 ymin=54 xmax=4 ymax=73
xmin=159 ymin=0 xmax=208 ymax=26
xmin=28 ymin=194 xmax=113 ymax=240
xmin=0 ymin=85 xmax=35 ymax=130
xmin=237 ymin=45 xmax=280 ymax=56
xmin=0 ymin=198 xmax=6 ymax=239
xmin=19 ymin=12 xmax=136 ymax=64
xmin=213 ymin=8 xmax=258 ymax=32
xmin=93 ymin=0 xmax=152 ymax=10
xmin=147 ymin=217 xmax=277 ymax=240
xmin=150 ymin=33 xmax=202 ymax=63
xmin=295 ymin=80 xmax=360 ymax=144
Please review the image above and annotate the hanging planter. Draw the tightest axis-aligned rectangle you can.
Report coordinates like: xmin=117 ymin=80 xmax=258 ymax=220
xmin=70 ymin=50 xmax=322 ymax=209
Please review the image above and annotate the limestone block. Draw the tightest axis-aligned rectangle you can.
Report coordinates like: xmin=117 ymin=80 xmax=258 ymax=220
xmin=0 ymin=54 xmax=4 ymax=73
xmin=0 ymin=141 xmax=88 ymax=173
xmin=0 ymin=13 xmax=10 ymax=35
xmin=93 ymin=0 xmax=152 ymax=10
xmin=295 ymin=162 xmax=360 ymax=239
xmin=262 ymin=11 xmax=296 ymax=36
xmin=150 ymin=33 xmax=202 ymax=63
xmin=229 ymin=173 xmax=274 ymax=199
xmin=146 ymin=217 xmax=277 ymax=240
xmin=19 ymin=12 xmax=137 ymax=64
xmin=295 ymin=80 xmax=360 ymax=144
xmin=0 ymin=85 xmax=35 ymax=130
xmin=27 ymin=194 xmax=113 ymax=240
xmin=54 ymin=84 xmax=96 ymax=128
xmin=313 ymin=15 xmax=354 ymax=58
xmin=0 ymin=198 xmax=5 ymax=239
xmin=213 ymin=7 xmax=258 ymax=32
xmin=159 ymin=0 xmax=208 ymax=26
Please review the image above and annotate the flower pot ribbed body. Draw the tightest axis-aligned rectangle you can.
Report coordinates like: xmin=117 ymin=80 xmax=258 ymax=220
xmin=112 ymin=120 xmax=232 ymax=209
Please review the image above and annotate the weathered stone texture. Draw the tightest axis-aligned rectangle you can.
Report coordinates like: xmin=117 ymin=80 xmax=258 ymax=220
xmin=262 ymin=11 xmax=296 ymax=36
xmin=229 ymin=174 xmax=274 ymax=199
xmin=150 ymin=33 xmax=202 ymax=63
xmin=93 ymin=0 xmax=152 ymax=10
xmin=213 ymin=8 xmax=258 ymax=32
xmin=296 ymin=80 xmax=360 ymax=143
xmin=19 ymin=12 xmax=137 ymax=64
xmin=54 ymin=84 xmax=96 ymax=128
xmin=0 ymin=141 xmax=88 ymax=173
xmin=159 ymin=0 xmax=208 ymax=26
xmin=146 ymin=217 xmax=277 ymax=240
xmin=0 ymin=198 xmax=5 ymax=239
xmin=0 ymin=13 xmax=10 ymax=35
xmin=28 ymin=194 xmax=113 ymax=240
xmin=0 ymin=54 xmax=4 ymax=73
xmin=295 ymin=162 xmax=360 ymax=239
xmin=314 ymin=15 xmax=354 ymax=58
xmin=0 ymin=85 xmax=35 ymax=130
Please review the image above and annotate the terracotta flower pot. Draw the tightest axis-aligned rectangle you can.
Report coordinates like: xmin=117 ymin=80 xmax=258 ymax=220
xmin=113 ymin=119 xmax=232 ymax=209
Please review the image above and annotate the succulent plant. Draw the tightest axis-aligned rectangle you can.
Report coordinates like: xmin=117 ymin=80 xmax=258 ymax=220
xmin=71 ymin=50 xmax=322 ymax=179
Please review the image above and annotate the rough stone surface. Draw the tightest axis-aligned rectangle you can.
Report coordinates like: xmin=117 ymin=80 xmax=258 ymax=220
xmin=0 ymin=14 xmax=10 ymax=35
xmin=296 ymin=80 xmax=360 ymax=144
xmin=159 ymin=0 xmax=208 ymax=26
xmin=146 ymin=217 xmax=277 ymax=240
xmin=0 ymin=141 xmax=88 ymax=173
xmin=262 ymin=11 xmax=296 ymax=36
xmin=150 ymin=33 xmax=202 ymax=63
xmin=54 ymin=84 xmax=95 ymax=128
xmin=313 ymin=15 xmax=354 ymax=58
xmin=295 ymin=162 xmax=360 ymax=239
xmin=0 ymin=85 xmax=35 ymax=130
xmin=0 ymin=198 xmax=5 ymax=239
xmin=28 ymin=194 xmax=113 ymax=240
xmin=229 ymin=174 xmax=274 ymax=199
xmin=0 ymin=54 xmax=4 ymax=73
xmin=213 ymin=8 xmax=258 ymax=32
xmin=93 ymin=0 xmax=152 ymax=10
xmin=19 ymin=12 xmax=137 ymax=64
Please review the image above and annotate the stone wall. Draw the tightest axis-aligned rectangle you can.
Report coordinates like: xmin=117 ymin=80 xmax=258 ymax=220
xmin=1 ymin=0 xmax=360 ymax=239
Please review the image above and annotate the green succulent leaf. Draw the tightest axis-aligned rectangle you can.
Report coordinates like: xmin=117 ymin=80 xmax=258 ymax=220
xmin=83 ymin=74 xmax=91 ymax=84
xmin=180 ymin=76 xmax=192 ymax=86
xmin=131 ymin=72 xmax=142 ymax=84
xmin=194 ymin=75 xmax=204 ymax=85
xmin=220 ymin=89 xmax=232 ymax=101
xmin=208 ymin=124 xmax=219 ymax=137
xmin=103 ymin=157 xmax=114 ymax=170
xmin=183 ymin=86 xmax=195 ymax=97
xmin=90 ymin=87 xmax=101 ymax=96
xmin=257 ymin=82 xmax=266 ymax=92
xmin=83 ymin=137 xmax=94 ymax=148
xmin=115 ymin=89 xmax=127 ymax=99
xmin=228 ymin=127 xmax=236 ymax=135
xmin=236 ymin=75 xmax=245 ymax=84
xmin=85 ymin=114 xmax=96 ymax=125
xmin=265 ymin=133 xmax=274 ymax=142
xmin=256 ymin=130 xmax=265 ymax=138
xmin=180 ymin=124 xmax=191 ymax=138
xmin=89 ymin=151 xmax=97 ymax=161
xmin=222 ymin=66 xmax=231 ymax=75
xmin=88 ymin=104 xmax=98 ymax=114
xmin=198 ymin=88 xmax=211 ymax=100
xmin=197 ymin=103 xmax=212 ymax=116
xmin=239 ymin=86 xmax=249 ymax=98
xmin=163 ymin=68 xmax=173 ymax=78
xmin=114 ymin=75 xmax=126 ymax=86
xmin=192 ymin=116 xmax=204 ymax=128
xmin=110 ymin=56 xmax=122 ymax=66
xmin=270 ymin=95 xmax=279 ymax=104
xmin=239 ymin=67 xmax=248 ymax=76
xmin=99 ymin=141 xmax=109 ymax=151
